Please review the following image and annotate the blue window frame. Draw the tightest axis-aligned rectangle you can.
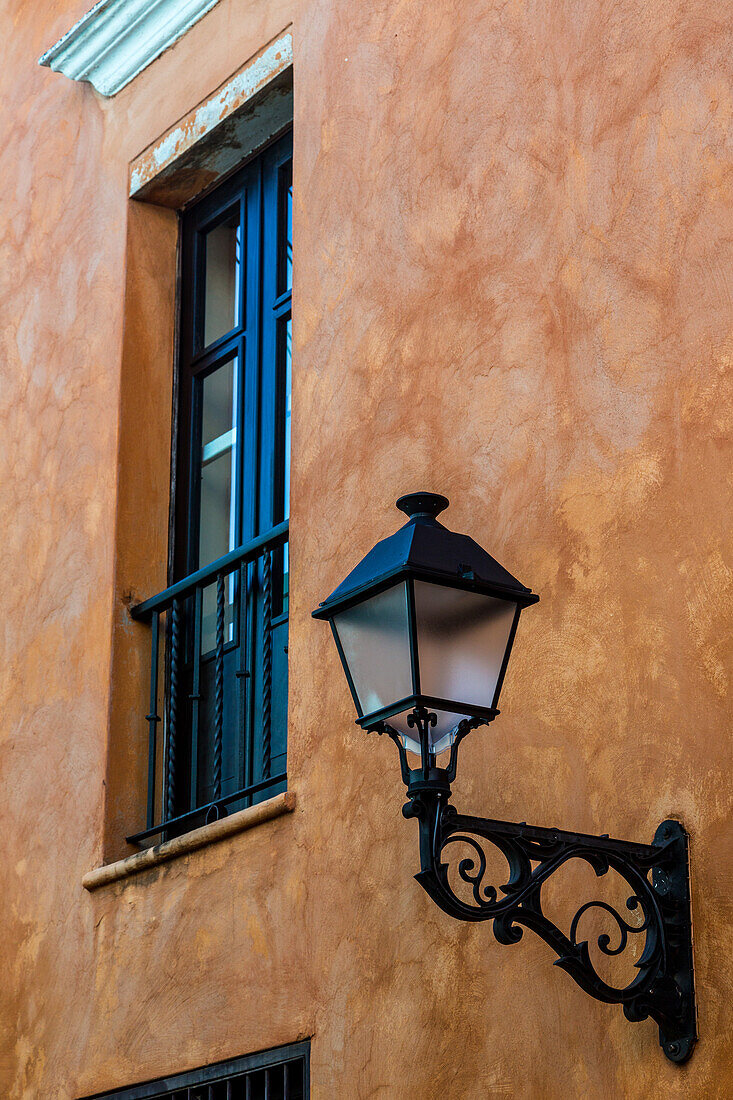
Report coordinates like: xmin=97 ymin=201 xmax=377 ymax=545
xmin=127 ymin=130 xmax=292 ymax=845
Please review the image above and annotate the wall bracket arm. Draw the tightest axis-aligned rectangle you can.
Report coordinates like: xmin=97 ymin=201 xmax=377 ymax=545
xmin=379 ymin=712 xmax=697 ymax=1063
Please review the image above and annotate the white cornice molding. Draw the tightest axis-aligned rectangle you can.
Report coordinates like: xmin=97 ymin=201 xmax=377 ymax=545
xmin=39 ymin=0 xmax=222 ymax=97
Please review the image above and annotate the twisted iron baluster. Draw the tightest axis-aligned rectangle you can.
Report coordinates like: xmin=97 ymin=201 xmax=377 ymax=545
xmin=188 ymin=585 xmax=203 ymax=810
xmin=165 ymin=598 xmax=180 ymax=823
xmin=144 ymin=611 xmax=161 ymax=830
xmin=213 ymin=573 xmax=225 ymax=803
xmin=261 ymin=548 xmax=273 ymax=779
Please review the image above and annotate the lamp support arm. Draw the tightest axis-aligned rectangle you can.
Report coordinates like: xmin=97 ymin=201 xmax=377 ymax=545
xmin=382 ymin=711 xmax=697 ymax=1064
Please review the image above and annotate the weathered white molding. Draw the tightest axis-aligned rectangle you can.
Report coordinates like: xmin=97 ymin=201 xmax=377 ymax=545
xmin=39 ymin=0 xmax=222 ymax=97
xmin=130 ymin=31 xmax=293 ymax=207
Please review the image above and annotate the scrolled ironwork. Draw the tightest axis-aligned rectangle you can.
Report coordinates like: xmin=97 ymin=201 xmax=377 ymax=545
xmin=379 ymin=707 xmax=696 ymax=1064
xmin=442 ymin=834 xmax=499 ymax=906
xmin=569 ymin=897 xmax=650 ymax=957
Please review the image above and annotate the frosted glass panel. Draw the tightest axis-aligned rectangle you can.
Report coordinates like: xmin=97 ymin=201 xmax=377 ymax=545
xmin=414 ymin=580 xmax=516 ymax=713
xmin=333 ymin=583 xmax=413 ymax=718
xmin=204 ymin=211 xmax=241 ymax=346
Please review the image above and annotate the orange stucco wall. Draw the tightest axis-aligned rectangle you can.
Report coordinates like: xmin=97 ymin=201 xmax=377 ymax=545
xmin=1 ymin=0 xmax=732 ymax=1096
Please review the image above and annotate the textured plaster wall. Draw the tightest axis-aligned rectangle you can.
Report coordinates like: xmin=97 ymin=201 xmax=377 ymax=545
xmin=1 ymin=0 xmax=732 ymax=1097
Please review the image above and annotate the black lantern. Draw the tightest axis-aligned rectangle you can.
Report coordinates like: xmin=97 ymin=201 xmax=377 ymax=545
xmin=313 ymin=493 xmax=696 ymax=1064
xmin=312 ymin=492 xmax=538 ymax=760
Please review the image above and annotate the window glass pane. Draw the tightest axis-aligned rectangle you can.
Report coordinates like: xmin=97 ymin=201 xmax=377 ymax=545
xmin=199 ymin=450 xmax=234 ymax=563
xmin=204 ymin=210 xmax=241 ymax=346
xmin=283 ymin=316 xmax=292 ymax=520
xmin=198 ymin=358 xmax=238 ymax=567
xmin=277 ymin=315 xmax=292 ymax=612
xmin=278 ymin=161 xmax=293 ymax=295
xmin=198 ymin=358 xmax=238 ymax=651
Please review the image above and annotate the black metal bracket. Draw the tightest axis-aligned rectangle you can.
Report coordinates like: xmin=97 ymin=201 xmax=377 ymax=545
xmin=376 ymin=708 xmax=697 ymax=1063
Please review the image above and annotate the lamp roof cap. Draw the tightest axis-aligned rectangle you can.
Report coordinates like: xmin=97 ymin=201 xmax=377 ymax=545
xmin=313 ymin=493 xmax=539 ymax=618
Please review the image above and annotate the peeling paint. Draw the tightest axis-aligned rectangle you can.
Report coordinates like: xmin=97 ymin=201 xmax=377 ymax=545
xmin=130 ymin=31 xmax=293 ymax=201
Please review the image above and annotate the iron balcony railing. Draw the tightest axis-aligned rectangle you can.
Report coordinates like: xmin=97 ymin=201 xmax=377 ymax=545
xmin=128 ymin=520 xmax=289 ymax=846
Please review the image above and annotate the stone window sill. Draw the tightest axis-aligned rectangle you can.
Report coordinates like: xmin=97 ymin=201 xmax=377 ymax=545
xmin=82 ymin=790 xmax=296 ymax=891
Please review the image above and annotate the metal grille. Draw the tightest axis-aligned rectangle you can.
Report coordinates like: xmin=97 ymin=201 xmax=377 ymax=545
xmin=83 ymin=1043 xmax=308 ymax=1100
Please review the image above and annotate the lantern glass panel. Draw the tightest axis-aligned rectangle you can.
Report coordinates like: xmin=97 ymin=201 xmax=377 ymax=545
xmin=414 ymin=580 xmax=517 ymax=713
xmin=332 ymin=582 xmax=413 ymax=719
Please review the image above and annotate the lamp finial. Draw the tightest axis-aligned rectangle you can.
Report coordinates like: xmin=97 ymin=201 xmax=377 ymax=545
xmin=396 ymin=492 xmax=449 ymax=520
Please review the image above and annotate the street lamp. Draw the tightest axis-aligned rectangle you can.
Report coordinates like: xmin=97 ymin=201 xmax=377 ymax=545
xmin=313 ymin=493 xmax=697 ymax=1063
xmin=312 ymin=491 xmax=538 ymax=765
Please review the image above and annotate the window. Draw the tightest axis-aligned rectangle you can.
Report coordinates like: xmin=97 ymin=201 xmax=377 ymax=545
xmin=83 ymin=1042 xmax=309 ymax=1099
xmin=129 ymin=131 xmax=292 ymax=844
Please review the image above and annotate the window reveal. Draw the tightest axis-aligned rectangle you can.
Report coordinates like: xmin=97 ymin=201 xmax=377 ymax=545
xmin=128 ymin=130 xmax=293 ymax=844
